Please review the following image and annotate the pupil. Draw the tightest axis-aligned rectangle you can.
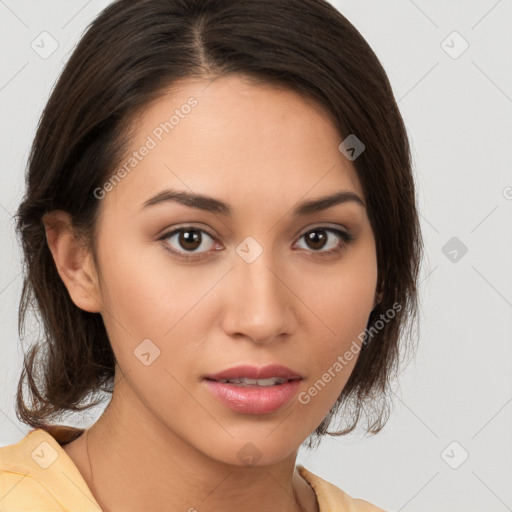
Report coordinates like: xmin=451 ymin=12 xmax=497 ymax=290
xmin=306 ymin=230 xmax=327 ymax=250
xmin=179 ymin=229 xmax=201 ymax=250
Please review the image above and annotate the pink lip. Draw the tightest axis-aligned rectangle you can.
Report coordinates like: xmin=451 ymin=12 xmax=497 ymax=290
xmin=204 ymin=364 xmax=303 ymax=381
xmin=203 ymin=364 xmax=304 ymax=415
xmin=203 ymin=379 xmax=302 ymax=414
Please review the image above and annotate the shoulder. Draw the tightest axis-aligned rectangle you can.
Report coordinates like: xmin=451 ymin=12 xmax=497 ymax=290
xmin=0 ymin=427 xmax=100 ymax=511
xmin=297 ymin=464 xmax=387 ymax=512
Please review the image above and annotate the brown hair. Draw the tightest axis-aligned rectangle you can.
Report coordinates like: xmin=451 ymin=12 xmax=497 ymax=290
xmin=14 ymin=0 xmax=422 ymax=448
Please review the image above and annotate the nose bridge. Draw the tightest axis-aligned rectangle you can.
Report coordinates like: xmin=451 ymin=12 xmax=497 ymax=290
xmin=223 ymin=238 xmax=293 ymax=342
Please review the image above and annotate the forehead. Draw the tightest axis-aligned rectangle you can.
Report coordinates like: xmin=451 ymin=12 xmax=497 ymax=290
xmin=101 ymin=75 xmax=364 ymax=216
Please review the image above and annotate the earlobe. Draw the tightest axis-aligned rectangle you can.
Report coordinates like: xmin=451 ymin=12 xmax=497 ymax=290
xmin=42 ymin=210 xmax=102 ymax=313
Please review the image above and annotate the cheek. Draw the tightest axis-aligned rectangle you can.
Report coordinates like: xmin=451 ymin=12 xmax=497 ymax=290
xmin=95 ymin=234 xmax=229 ymax=383
xmin=300 ymin=250 xmax=377 ymax=388
xmin=97 ymin=234 xmax=204 ymax=334
xmin=308 ymin=254 xmax=377 ymax=339
xmin=95 ymin=239 xmax=210 ymax=394
xmin=297 ymin=290 xmax=373 ymax=421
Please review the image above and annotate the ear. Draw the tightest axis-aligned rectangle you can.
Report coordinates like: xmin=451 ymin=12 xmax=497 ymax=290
xmin=42 ymin=210 xmax=102 ymax=313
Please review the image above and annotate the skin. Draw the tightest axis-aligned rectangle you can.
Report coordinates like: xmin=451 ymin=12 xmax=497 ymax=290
xmin=44 ymin=74 xmax=378 ymax=512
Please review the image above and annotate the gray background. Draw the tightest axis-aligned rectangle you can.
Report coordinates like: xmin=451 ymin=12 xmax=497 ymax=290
xmin=1 ymin=1 xmax=511 ymax=511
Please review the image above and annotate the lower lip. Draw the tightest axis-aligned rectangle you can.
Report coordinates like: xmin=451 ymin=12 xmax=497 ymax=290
xmin=203 ymin=379 xmax=302 ymax=415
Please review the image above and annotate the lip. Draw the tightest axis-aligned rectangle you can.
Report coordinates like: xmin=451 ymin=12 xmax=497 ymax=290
xmin=204 ymin=364 xmax=303 ymax=381
xmin=203 ymin=379 xmax=302 ymax=414
xmin=203 ymin=364 xmax=303 ymax=415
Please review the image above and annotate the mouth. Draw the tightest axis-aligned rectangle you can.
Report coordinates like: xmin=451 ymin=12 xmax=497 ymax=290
xmin=202 ymin=365 xmax=304 ymax=415
xmin=205 ymin=376 xmax=300 ymax=387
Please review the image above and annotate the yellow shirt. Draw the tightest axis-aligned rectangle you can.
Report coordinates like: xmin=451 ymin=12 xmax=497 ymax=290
xmin=0 ymin=426 xmax=385 ymax=511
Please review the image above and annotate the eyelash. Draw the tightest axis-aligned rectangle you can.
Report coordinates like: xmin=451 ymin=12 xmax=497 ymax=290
xmin=158 ymin=225 xmax=354 ymax=261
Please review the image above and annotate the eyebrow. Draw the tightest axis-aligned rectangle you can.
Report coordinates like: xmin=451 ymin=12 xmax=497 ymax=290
xmin=141 ymin=188 xmax=365 ymax=216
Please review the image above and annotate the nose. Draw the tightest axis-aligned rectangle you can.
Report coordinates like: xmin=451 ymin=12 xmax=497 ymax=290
xmin=220 ymin=246 xmax=296 ymax=344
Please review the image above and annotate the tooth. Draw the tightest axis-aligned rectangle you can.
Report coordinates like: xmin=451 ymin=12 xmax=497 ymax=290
xmin=222 ymin=377 xmax=288 ymax=386
xmin=255 ymin=378 xmax=282 ymax=386
xmin=235 ymin=378 xmax=259 ymax=385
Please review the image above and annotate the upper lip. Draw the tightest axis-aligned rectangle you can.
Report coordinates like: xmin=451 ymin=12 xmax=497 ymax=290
xmin=205 ymin=364 xmax=303 ymax=381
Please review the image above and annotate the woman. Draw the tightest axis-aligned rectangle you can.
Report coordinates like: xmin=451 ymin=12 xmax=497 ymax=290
xmin=0 ymin=0 xmax=422 ymax=510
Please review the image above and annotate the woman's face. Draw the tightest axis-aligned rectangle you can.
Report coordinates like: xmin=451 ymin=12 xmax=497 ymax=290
xmin=86 ymin=74 xmax=378 ymax=465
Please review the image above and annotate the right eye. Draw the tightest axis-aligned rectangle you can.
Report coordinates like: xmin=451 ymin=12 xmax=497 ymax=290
xmin=159 ymin=226 xmax=222 ymax=260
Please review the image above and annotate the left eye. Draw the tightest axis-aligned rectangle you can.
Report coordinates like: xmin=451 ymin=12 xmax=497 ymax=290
xmin=294 ymin=227 xmax=351 ymax=254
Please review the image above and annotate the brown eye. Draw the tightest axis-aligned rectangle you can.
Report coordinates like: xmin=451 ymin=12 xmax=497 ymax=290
xmin=160 ymin=227 xmax=217 ymax=257
xmin=178 ymin=229 xmax=202 ymax=251
xmin=295 ymin=227 xmax=353 ymax=256
xmin=304 ymin=230 xmax=329 ymax=250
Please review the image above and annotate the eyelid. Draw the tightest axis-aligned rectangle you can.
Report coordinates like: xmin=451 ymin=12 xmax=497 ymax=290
xmin=157 ymin=224 xmax=218 ymax=247
xmin=294 ymin=222 xmax=350 ymax=239
xmin=157 ymin=222 xmax=215 ymax=237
